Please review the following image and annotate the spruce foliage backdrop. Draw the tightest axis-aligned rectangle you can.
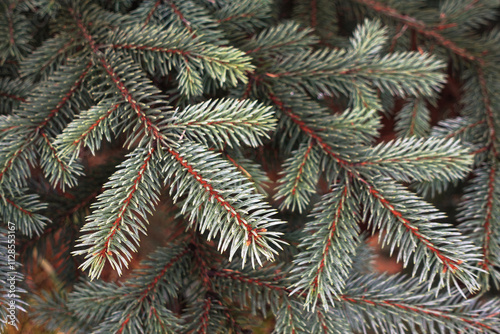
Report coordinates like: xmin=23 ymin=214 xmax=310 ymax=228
xmin=0 ymin=0 xmax=500 ymax=333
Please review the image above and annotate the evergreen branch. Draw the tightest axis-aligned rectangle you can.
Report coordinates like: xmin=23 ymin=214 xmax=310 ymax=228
xmin=0 ymin=59 xmax=92 ymax=188
xmin=351 ymin=0 xmax=478 ymax=62
xmin=74 ymin=146 xmax=163 ymax=280
xmin=265 ymin=37 xmax=445 ymax=97
xmin=110 ymin=24 xmax=253 ymax=96
xmin=355 ymin=176 xmax=481 ymax=292
xmin=0 ymin=4 xmax=32 ymax=63
xmin=133 ymin=246 xmax=191 ymax=302
xmin=477 ymin=66 xmax=498 ymax=157
xmin=0 ymin=90 xmax=26 ymax=102
xmin=209 ymin=263 xmax=288 ymax=316
xmin=274 ymin=299 xmax=308 ymax=334
xmin=143 ymin=0 xmax=162 ymax=27
xmin=349 ymin=18 xmax=388 ymax=58
xmin=0 ymin=130 xmax=37 ymax=188
xmin=441 ymin=119 xmax=486 ymax=141
xmin=133 ymin=0 xmax=226 ymax=44
xmin=0 ymin=60 xmax=93 ymax=189
xmin=70 ymin=9 xmax=163 ymax=143
xmin=71 ymin=245 xmax=188 ymax=333
xmin=481 ymin=164 xmax=497 ymax=273
xmin=166 ymin=0 xmax=195 ymax=34
xmin=458 ymin=164 xmax=500 ymax=288
xmin=164 ymin=142 xmax=285 ymax=268
xmin=19 ymin=34 xmax=80 ymax=81
xmin=54 ymin=100 xmax=122 ymax=157
xmin=38 ymin=131 xmax=83 ymax=189
xmin=93 ymin=51 xmax=162 ymax=142
xmin=395 ymin=97 xmax=431 ymax=137
xmin=221 ymin=151 xmax=270 ymax=195
xmin=181 ymin=297 xmax=229 ymax=333
xmin=168 ymin=98 xmax=276 ymax=149
xmin=290 ymin=179 xmax=361 ymax=307
xmin=241 ymin=21 xmax=318 ymax=56
xmin=354 ymin=137 xmax=473 ymax=183
xmin=275 ymin=139 xmax=321 ymax=213
xmin=0 ymin=77 xmax=29 ymax=114
xmin=0 ymin=190 xmax=49 ymax=236
xmin=272 ymin=88 xmax=380 ymax=147
xmin=28 ymin=61 xmax=93 ymax=133
xmin=268 ymin=93 xmax=353 ymax=167
xmin=341 ymin=273 xmax=499 ymax=333
xmin=69 ymin=281 xmax=135 ymax=325
xmin=33 ymin=291 xmax=90 ymax=334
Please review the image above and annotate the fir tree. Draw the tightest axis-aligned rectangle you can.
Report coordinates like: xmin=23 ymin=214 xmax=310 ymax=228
xmin=0 ymin=0 xmax=499 ymax=333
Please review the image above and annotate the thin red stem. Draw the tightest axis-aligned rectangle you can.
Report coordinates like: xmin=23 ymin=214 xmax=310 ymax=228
xmin=71 ymin=9 xmax=161 ymax=141
xmin=353 ymin=0 xmax=477 ymax=62
xmin=40 ymin=132 xmax=66 ymax=171
xmin=480 ymin=164 xmax=496 ymax=270
xmin=73 ymin=103 xmax=121 ymax=146
xmin=199 ymin=298 xmax=212 ymax=334
xmin=167 ymin=147 xmax=264 ymax=246
xmin=116 ymin=316 xmax=130 ymax=334
xmin=0 ymin=91 xmax=26 ymax=102
xmin=1 ymin=194 xmax=33 ymax=217
xmin=340 ymin=296 xmax=492 ymax=331
xmin=139 ymin=247 xmax=190 ymax=302
xmin=311 ymin=185 xmax=348 ymax=289
xmin=36 ymin=61 xmax=93 ymax=131
xmin=356 ymin=176 xmax=462 ymax=271
xmin=99 ymin=148 xmax=155 ymax=257
xmin=167 ymin=0 xmax=195 ymax=36
xmin=143 ymin=0 xmax=162 ymax=27
xmin=444 ymin=120 xmax=485 ymax=139
xmin=291 ymin=141 xmax=314 ymax=195
xmin=268 ymin=93 xmax=352 ymax=167
xmin=477 ymin=66 xmax=498 ymax=157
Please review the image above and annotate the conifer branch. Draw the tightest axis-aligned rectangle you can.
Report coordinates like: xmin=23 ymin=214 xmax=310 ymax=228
xmin=268 ymin=93 xmax=353 ymax=167
xmin=351 ymin=0 xmax=477 ymax=62
xmin=74 ymin=147 xmax=163 ymax=279
xmin=354 ymin=137 xmax=473 ymax=182
xmin=476 ymin=66 xmax=498 ymax=157
xmin=355 ymin=176 xmax=480 ymax=292
xmin=290 ymin=179 xmax=361 ymax=307
xmin=164 ymin=143 xmax=284 ymax=268
xmin=275 ymin=139 xmax=319 ymax=213
xmin=0 ymin=190 xmax=48 ymax=236
xmin=143 ymin=0 xmax=162 ymax=27
xmin=458 ymin=164 xmax=500 ymax=287
xmin=168 ymin=98 xmax=275 ymax=149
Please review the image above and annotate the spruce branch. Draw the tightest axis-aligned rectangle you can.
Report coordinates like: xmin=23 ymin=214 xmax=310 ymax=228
xmin=163 ymin=142 xmax=285 ymax=268
xmin=263 ymin=20 xmax=446 ymax=98
xmin=290 ymin=178 xmax=361 ymax=308
xmin=275 ymin=139 xmax=321 ymax=213
xmin=74 ymin=146 xmax=164 ymax=280
xmin=241 ymin=21 xmax=318 ymax=56
xmin=395 ymin=97 xmax=431 ymax=138
xmin=341 ymin=273 xmax=500 ymax=334
xmin=458 ymin=164 xmax=500 ymax=288
xmin=0 ymin=190 xmax=49 ymax=236
xmin=355 ymin=176 xmax=481 ymax=293
xmin=110 ymin=24 xmax=253 ymax=97
xmin=0 ymin=77 xmax=30 ymax=114
xmin=354 ymin=137 xmax=474 ymax=183
xmin=168 ymin=98 xmax=276 ymax=149
xmin=54 ymin=100 xmax=123 ymax=157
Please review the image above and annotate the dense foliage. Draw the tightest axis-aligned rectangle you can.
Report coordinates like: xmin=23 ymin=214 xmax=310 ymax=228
xmin=0 ymin=0 xmax=499 ymax=333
